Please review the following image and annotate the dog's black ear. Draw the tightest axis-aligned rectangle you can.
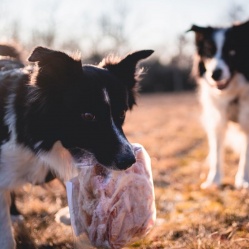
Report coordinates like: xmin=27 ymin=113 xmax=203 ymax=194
xmin=187 ymin=25 xmax=213 ymax=46
xmin=118 ymin=50 xmax=154 ymax=67
xmin=28 ymin=46 xmax=81 ymax=66
xmin=102 ymin=50 xmax=154 ymax=88
xmin=187 ymin=25 xmax=207 ymax=33
xmin=29 ymin=46 xmax=82 ymax=88
xmin=187 ymin=25 xmax=214 ymax=35
xmin=29 ymin=47 xmax=54 ymax=64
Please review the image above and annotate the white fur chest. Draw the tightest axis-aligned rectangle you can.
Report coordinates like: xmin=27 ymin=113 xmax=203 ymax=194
xmin=0 ymin=139 xmax=80 ymax=190
xmin=198 ymin=74 xmax=249 ymax=108
xmin=0 ymin=141 xmax=49 ymax=189
xmin=198 ymin=73 xmax=249 ymax=130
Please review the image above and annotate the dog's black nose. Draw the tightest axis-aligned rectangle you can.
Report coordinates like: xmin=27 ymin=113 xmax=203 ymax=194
xmin=115 ymin=154 xmax=136 ymax=170
xmin=212 ymin=69 xmax=222 ymax=81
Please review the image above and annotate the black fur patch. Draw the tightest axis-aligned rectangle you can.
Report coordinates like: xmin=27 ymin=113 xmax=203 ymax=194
xmin=223 ymin=21 xmax=249 ymax=80
xmin=198 ymin=61 xmax=206 ymax=76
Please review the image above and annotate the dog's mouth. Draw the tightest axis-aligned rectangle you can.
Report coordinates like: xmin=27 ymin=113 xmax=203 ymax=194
xmin=206 ymin=77 xmax=231 ymax=90
xmin=69 ymin=148 xmax=98 ymax=168
xmin=69 ymin=147 xmax=136 ymax=171
xmin=205 ymin=71 xmax=233 ymax=90
xmin=215 ymin=79 xmax=230 ymax=90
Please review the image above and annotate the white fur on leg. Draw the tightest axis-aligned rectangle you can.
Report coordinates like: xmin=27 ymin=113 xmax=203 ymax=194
xmin=235 ymin=135 xmax=249 ymax=188
xmin=0 ymin=191 xmax=16 ymax=249
xmin=201 ymin=166 xmax=221 ymax=189
xmin=199 ymin=82 xmax=228 ymax=189
xmin=201 ymin=123 xmax=225 ymax=189
xmin=201 ymin=143 xmax=223 ymax=189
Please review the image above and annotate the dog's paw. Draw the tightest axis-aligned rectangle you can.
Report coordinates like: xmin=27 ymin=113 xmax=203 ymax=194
xmin=235 ymin=177 xmax=249 ymax=189
xmin=201 ymin=180 xmax=220 ymax=189
xmin=55 ymin=206 xmax=71 ymax=226
xmin=201 ymin=172 xmax=221 ymax=189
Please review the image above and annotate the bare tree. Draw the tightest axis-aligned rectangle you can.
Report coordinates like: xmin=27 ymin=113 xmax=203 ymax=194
xmin=171 ymin=35 xmax=191 ymax=68
xmin=29 ymin=8 xmax=57 ymax=48
xmin=30 ymin=26 xmax=56 ymax=48
xmin=99 ymin=1 xmax=128 ymax=51
xmin=169 ymin=35 xmax=192 ymax=91
xmin=9 ymin=21 xmax=21 ymax=44
xmin=86 ymin=0 xmax=129 ymax=56
xmin=227 ymin=3 xmax=247 ymax=23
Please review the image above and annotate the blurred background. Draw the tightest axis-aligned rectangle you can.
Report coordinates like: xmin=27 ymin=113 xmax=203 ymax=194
xmin=1 ymin=0 xmax=249 ymax=93
xmin=2 ymin=1 xmax=249 ymax=248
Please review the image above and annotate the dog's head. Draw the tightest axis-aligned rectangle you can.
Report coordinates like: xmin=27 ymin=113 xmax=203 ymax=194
xmin=28 ymin=47 xmax=153 ymax=170
xmin=188 ymin=20 xmax=249 ymax=89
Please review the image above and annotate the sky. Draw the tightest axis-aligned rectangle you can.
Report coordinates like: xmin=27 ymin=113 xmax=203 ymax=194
xmin=0 ymin=0 xmax=249 ymax=62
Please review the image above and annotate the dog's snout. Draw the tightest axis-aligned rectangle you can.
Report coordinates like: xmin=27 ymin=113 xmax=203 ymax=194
xmin=116 ymin=156 xmax=136 ymax=170
xmin=212 ymin=68 xmax=222 ymax=81
xmin=115 ymin=150 xmax=136 ymax=170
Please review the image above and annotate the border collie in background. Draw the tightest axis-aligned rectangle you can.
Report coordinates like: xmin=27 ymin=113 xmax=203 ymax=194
xmin=188 ymin=20 xmax=249 ymax=189
xmin=0 ymin=45 xmax=153 ymax=249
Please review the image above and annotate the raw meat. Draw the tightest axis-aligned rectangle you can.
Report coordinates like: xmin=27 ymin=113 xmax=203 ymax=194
xmin=66 ymin=143 xmax=156 ymax=249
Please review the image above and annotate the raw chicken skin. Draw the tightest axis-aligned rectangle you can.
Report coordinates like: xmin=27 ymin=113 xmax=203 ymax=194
xmin=67 ymin=143 xmax=156 ymax=249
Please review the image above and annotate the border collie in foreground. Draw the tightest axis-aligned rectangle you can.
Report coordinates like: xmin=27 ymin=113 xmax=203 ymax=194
xmin=0 ymin=45 xmax=153 ymax=249
xmin=188 ymin=20 xmax=249 ymax=189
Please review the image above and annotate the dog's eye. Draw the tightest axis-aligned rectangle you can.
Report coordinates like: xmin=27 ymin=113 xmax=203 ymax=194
xmin=81 ymin=113 xmax=96 ymax=121
xmin=120 ymin=110 xmax=126 ymax=119
xmin=203 ymin=41 xmax=215 ymax=58
xmin=229 ymin=50 xmax=236 ymax=56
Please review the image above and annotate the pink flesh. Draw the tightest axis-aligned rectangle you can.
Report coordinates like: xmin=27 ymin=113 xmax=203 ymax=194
xmin=67 ymin=144 xmax=156 ymax=249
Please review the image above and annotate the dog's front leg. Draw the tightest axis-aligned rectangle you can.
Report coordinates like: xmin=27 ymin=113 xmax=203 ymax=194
xmin=201 ymin=112 xmax=226 ymax=189
xmin=0 ymin=190 xmax=16 ymax=249
xmin=235 ymin=134 xmax=249 ymax=188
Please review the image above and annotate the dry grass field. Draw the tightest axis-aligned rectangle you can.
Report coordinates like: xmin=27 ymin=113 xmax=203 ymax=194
xmin=14 ymin=92 xmax=249 ymax=249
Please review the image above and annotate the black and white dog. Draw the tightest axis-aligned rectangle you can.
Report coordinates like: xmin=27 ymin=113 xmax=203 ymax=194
xmin=0 ymin=46 xmax=153 ymax=248
xmin=188 ymin=20 xmax=249 ymax=189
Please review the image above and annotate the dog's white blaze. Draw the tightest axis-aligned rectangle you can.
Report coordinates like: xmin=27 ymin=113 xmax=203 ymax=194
xmin=214 ymin=30 xmax=230 ymax=80
xmin=204 ymin=29 xmax=231 ymax=82
xmin=214 ymin=30 xmax=225 ymax=58
xmin=103 ymin=88 xmax=110 ymax=105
